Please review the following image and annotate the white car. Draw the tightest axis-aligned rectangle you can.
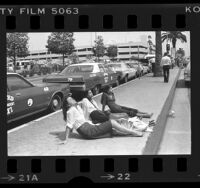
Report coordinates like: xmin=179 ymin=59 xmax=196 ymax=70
xmin=108 ymin=62 xmax=137 ymax=83
xmin=142 ymin=65 xmax=149 ymax=74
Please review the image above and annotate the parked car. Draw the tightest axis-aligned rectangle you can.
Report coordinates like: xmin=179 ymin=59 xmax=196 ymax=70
xmin=7 ymin=73 xmax=70 ymax=123
xmin=107 ymin=62 xmax=137 ymax=83
xmin=142 ymin=65 xmax=149 ymax=74
xmin=126 ymin=60 xmax=143 ymax=78
xmin=43 ymin=62 xmax=121 ymax=95
xmin=184 ymin=62 xmax=190 ymax=86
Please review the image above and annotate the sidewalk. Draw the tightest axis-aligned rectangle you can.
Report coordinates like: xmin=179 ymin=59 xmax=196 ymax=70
xmin=8 ymin=67 xmax=181 ymax=156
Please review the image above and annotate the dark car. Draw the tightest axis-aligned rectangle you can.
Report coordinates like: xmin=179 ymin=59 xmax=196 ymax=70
xmin=43 ymin=63 xmax=121 ymax=95
xmin=7 ymin=73 xmax=70 ymax=123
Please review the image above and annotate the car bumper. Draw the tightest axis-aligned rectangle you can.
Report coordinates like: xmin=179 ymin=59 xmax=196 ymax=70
xmin=69 ymin=84 xmax=87 ymax=91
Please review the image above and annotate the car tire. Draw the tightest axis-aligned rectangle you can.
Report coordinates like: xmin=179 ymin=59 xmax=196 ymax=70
xmin=124 ymin=75 xmax=128 ymax=83
xmin=49 ymin=94 xmax=62 ymax=112
xmin=92 ymin=85 xmax=100 ymax=95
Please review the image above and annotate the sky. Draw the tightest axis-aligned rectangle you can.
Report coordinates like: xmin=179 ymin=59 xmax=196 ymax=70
xmin=28 ymin=31 xmax=190 ymax=56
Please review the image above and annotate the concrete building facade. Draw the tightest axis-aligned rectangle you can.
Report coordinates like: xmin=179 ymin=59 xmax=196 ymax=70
xmin=17 ymin=41 xmax=155 ymax=63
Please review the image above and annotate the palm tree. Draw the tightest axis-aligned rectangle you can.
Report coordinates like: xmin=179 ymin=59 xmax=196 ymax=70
xmin=161 ymin=31 xmax=187 ymax=49
xmin=154 ymin=31 xmax=163 ymax=77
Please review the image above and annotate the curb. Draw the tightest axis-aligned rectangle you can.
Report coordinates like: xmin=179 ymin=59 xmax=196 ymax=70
xmin=142 ymin=68 xmax=182 ymax=155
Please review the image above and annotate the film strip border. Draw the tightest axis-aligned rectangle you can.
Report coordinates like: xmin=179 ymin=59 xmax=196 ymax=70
xmin=1 ymin=4 xmax=199 ymax=31
xmin=7 ymin=157 xmax=188 ymax=173
xmin=1 ymin=4 xmax=200 ymax=183
xmin=5 ymin=14 xmax=187 ymax=30
xmin=2 ymin=156 xmax=192 ymax=183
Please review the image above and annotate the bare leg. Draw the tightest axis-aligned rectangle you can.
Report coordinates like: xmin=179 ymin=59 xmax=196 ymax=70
xmin=137 ymin=112 xmax=153 ymax=118
xmin=110 ymin=120 xmax=143 ymax=137
xmin=109 ymin=113 xmax=129 ymax=120
xmin=112 ymin=129 xmax=131 ymax=136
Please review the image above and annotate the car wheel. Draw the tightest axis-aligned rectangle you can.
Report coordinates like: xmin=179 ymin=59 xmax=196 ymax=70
xmin=92 ymin=85 xmax=100 ymax=95
xmin=124 ymin=75 xmax=128 ymax=83
xmin=49 ymin=94 xmax=62 ymax=112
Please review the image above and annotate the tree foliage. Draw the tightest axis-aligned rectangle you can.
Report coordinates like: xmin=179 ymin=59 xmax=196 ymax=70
xmin=161 ymin=31 xmax=187 ymax=48
xmin=7 ymin=33 xmax=29 ymax=71
xmin=69 ymin=52 xmax=79 ymax=64
xmin=107 ymin=45 xmax=118 ymax=60
xmin=93 ymin=36 xmax=106 ymax=60
xmin=176 ymin=48 xmax=185 ymax=57
xmin=46 ymin=32 xmax=75 ymax=66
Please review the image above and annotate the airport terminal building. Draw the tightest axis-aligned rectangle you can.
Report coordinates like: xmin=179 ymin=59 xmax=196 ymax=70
xmin=16 ymin=41 xmax=155 ymax=64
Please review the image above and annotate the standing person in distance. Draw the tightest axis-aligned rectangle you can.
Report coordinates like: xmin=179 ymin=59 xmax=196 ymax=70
xmin=160 ymin=52 xmax=171 ymax=83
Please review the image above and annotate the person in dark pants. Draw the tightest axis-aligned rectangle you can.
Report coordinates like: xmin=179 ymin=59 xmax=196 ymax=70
xmin=150 ymin=58 xmax=155 ymax=75
xmin=101 ymin=85 xmax=153 ymax=118
xmin=160 ymin=52 xmax=171 ymax=83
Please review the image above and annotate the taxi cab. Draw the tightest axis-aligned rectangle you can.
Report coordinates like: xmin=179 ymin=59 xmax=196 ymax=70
xmin=7 ymin=73 xmax=70 ymax=123
xmin=43 ymin=62 xmax=121 ymax=95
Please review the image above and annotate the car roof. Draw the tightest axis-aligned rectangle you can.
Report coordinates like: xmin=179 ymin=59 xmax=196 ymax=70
xmin=68 ymin=63 xmax=102 ymax=66
xmin=109 ymin=62 xmax=123 ymax=65
xmin=7 ymin=72 xmax=19 ymax=75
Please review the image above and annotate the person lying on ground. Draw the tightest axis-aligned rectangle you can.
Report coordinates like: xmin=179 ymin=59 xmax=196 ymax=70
xmin=62 ymin=95 xmax=145 ymax=143
xmin=101 ymin=85 xmax=153 ymax=118
xmin=80 ymin=90 xmax=129 ymax=124
xmin=80 ymin=90 xmax=156 ymax=130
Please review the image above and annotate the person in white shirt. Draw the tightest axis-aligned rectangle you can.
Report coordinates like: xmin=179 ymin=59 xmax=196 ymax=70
xmin=160 ymin=52 xmax=171 ymax=83
xmin=81 ymin=90 xmax=129 ymax=124
xmin=62 ymin=95 xmax=144 ymax=142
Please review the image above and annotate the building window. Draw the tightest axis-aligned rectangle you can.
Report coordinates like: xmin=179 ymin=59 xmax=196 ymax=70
xmin=77 ymin=48 xmax=87 ymax=52
xmin=79 ymin=55 xmax=87 ymax=57
xmin=119 ymin=52 xmax=130 ymax=55
xmin=118 ymin=46 xmax=130 ymax=48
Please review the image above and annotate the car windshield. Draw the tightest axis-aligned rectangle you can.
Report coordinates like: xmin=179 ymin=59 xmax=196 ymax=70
xmin=129 ymin=63 xmax=138 ymax=68
xmin=61 ymin=65 xmax=94 ymax=74
xmin=108 ymin=64 xmax=121 ymax=71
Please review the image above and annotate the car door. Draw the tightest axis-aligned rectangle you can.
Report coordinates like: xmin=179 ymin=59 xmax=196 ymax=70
xmin=7 ymin=74 xmax=35 ymax=120
xmin=104 ymin=64 xmax=116 ymax=85
xmin=125 ymin=63 xmax=133 ymax=79
xmin=7 ymin=74 xmax=49 ymax=121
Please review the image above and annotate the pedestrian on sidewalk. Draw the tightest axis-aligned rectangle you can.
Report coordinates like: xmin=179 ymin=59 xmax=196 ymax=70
xmin=149 ymin=57 xmax=155 ymax=75
xmin=160 ymin=52 xmax=171 ymax=83
xmin=101 ymin=85 xmax=153 ymax=118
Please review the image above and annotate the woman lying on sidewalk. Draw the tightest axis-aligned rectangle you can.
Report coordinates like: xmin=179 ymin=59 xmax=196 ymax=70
xmin=101 ymin=85 xmax=153 ymax=118
xmin=62 ymin=95 xmax=145 ymax=142
xmin=81 ymin=90 xmax=129 ymax=124
xmin=80 ymin=90 xmax=156 ymax=133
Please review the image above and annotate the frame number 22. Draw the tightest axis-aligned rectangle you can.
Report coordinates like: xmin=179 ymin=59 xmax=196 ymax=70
xmin=117 ymin=173 xmax=131 ymax=181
